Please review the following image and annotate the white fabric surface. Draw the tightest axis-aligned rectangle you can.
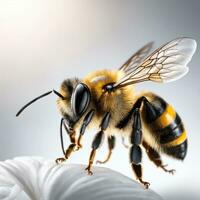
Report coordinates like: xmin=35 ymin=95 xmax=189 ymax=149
xmin=0 ymin=157 xmax=162 ymax=200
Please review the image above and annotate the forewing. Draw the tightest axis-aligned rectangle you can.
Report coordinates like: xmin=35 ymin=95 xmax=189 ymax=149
xmin=119 ymin=42 xmax=154 ymax=73
xmin=115 ymin=38 xmax=197 ymax=88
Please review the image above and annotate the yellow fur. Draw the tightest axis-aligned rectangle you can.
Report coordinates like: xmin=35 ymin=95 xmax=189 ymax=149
xmin=83 ymin=70 xmax=120 ymax=99
xmin=83 ymin=69 xmax=137 ymax=123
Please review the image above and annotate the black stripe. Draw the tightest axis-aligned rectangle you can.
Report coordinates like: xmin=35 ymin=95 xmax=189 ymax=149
xmin=159 ymin=122 xmax=184 ymax=144
xmin=163 ymin=139 xmax=187 ymax=160
xmin=152 ymin=96 xmax=168 ymax=118
xmin=154 ymin=113 xmax=181 ymax=132
xmin=144 ymin=95 xmax=167 ymax=123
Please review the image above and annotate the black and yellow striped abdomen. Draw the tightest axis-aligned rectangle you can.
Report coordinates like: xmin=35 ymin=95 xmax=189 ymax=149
xmin=142 ymin=93 xmax=187 ymax=160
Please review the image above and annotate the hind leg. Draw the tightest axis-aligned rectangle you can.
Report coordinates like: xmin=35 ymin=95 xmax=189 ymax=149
xmin=142 ymin=141 xmax=176 ymax=174
xmin=117 ymin=97 xmax=151 ymax=188
xmin=129 ymin=108 xmax=150 ymax=189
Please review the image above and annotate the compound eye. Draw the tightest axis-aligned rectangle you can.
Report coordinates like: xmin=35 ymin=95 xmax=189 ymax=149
xmin=71 ymin=83 xmax=91 ymax=117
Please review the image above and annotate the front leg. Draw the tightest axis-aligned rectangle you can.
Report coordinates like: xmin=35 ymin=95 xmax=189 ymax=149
xmin=85 ymin=112 xmax=111 ymax=175
xmin=56 ymin=109 xmax=95 ymax=163
xmin=76 ymin=109 xmax=95 ymax=150
xmin=56 ymin=118 xmax=76 ymax=163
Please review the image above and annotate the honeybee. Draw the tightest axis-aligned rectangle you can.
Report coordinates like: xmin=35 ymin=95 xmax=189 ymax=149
xmin=16 ymin=37 xmax=197 ymax=188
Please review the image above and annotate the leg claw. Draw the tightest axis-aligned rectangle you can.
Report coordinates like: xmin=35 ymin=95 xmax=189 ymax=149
xmin=75 ymin=144 xmax=82 ymax=151
xmin=96 ymin=160 xmax=104 ymax=164
xmin=85 ymin=167 xmax=93 ymax=175
xmin=161 ymin=165 xmax=176 ymax=175
xmin=55 ymin=157 xmax=66 ymax=164
xmin=143 ymin=181 xmax=150 ymax=189
xmin=139 ymin=178 xmax=150 ymax=189
xmin=167 ymin=169 xmax=176 ymax=175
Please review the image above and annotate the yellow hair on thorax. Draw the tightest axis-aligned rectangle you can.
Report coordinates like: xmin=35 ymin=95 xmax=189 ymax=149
xmin=83 ymin=69 xmax=135 ymax=114
xmin=83 ymin=70 xmax=121 ymax=98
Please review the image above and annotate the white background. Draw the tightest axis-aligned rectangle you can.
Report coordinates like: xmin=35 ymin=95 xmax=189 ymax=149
xmin=0 ymin=1 xmax=199 ymax=199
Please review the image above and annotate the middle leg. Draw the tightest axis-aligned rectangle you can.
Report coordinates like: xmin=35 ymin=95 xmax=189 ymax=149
xmin=85 ymin=112 xmax=111 ymax=175
xmin=96 ymin=135 xmax=115 ymax=164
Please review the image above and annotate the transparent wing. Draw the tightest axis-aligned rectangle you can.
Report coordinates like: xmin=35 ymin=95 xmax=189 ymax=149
xmin=119 ymin=42 xmax=154 ymax=73
xmin=115 ymin=38 xmax=197 ymax=89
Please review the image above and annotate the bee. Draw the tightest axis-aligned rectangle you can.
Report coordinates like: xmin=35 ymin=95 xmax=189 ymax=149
xmin=16 ymin=37 xmax=197 ymax=188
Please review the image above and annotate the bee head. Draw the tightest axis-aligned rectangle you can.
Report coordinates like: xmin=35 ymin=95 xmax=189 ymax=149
xmin=71 ymin=83 xmax=91 ymax=119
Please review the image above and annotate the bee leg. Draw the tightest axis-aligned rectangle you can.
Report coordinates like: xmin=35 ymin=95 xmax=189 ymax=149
xmin=85 ymin=112 xmax=111 ymax=175
xmin=96 ymin=135 xmax=115 ymax=164
xmin=56 ymin=118 xmax=76 ymax=164
xmin=131 ymin=164 xmax=150 ymax=189
xmin=142 ymin=141 xmax=176 ymax=175
xmin=76 ymin=109 xmax=95 ymax=151
xmin=130 ymin=108 xmax=150 ymax=189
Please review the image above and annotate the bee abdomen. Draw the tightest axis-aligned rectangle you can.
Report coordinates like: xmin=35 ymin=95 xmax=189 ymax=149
xmin=143 ymin=94 xmax=187 ymax=160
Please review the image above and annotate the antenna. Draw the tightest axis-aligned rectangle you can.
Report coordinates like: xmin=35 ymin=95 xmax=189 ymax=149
xmin=16 ymin=90 xmax=65 ymax=116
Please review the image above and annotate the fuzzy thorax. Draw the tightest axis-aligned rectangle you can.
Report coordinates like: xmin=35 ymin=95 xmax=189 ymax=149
xmin=83 ymin=69 xmax=136 ymax=118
